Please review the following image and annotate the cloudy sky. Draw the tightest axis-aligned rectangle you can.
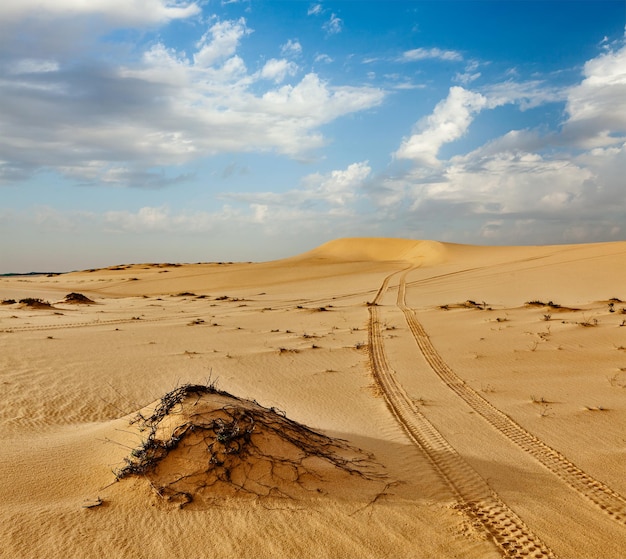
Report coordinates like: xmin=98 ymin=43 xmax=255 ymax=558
xmin=1 ymin=0 xmax=625 ymax=272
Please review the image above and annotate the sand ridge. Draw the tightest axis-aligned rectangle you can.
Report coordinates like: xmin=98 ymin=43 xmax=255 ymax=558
xmin=2 ymin=237 xmax=626 ymax=558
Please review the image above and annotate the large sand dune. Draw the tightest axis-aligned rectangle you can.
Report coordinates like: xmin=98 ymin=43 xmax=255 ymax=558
xmin=2 ymin=238 xmax=626 ymax=558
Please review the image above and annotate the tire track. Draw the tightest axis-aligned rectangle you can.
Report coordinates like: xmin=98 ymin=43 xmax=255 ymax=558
xmin=397 ymin=269 xmax=626 ymax=526
xmin=0 ymin=315 xmax=178 ymax=333
xmin=368 ymin=271 xmax=555 ymax=559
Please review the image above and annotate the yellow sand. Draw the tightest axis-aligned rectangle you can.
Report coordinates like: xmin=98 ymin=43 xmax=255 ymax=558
xmin=2 ymin=238 xmax=626 ymax=558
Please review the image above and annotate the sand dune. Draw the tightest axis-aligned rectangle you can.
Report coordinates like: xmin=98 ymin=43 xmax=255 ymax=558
xmin=2 ymin=238 xmax=626 ymax=558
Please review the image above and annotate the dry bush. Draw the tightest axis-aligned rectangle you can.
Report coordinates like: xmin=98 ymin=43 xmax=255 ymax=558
xmin=18 ymin=298 xmax=54 ymax=309
xmin=116 ymin=384 xmax=385 ymax=508
xmin=63 ymin=292 xmax=95 ymax=304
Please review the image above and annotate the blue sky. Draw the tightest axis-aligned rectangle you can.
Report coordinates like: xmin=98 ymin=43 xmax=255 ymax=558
xmin=1 ymin=0 xmax=625 ymax=272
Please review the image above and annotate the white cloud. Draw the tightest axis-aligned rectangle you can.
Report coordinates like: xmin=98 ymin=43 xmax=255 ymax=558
xmin=395 ymin=87 xmax=487 ymax=166
xmin=103 ymin=161 xmax=372 ymax=233
xmin=314 ymin=53 xmax=333 ymax=64
xmin=281 ymin=39 xmax=302 ymax=57
xmin=302 ymin=161 xmax=371 ymax=206
xmin=482 ymin=79 xmax=565 ymax=110
xmin=454 ymin=71 xmax=481 ymax=85
xmin=257 ymin=73 xmax=383 ymax=124
xmin=323 ymin=13 xmax=343 ymax=35
xmin=0 ymin=17 xmax=384 ymax=184
xmin=194 ymin=18 xmax=251 ymax=68
xmin=0 ymin=0 xmax=200 ymax=25
xmin=225 ymin=161 xmax=371 ymax=211
xmin=394 ymin=77 xmax=569 ymax=168
xmin=259 ymin=58 xmax=298 ymax=83
xmin=413 ymin=151 xmax=592 ymax=215
xmin=307 ymin=4 xmax=323 ymax=16
xmin=400 ymin=48 xmax=463 ymax=62
xmin=382 ymin=41 xmax=626 ymax=245
xmin=563 ymin=43 xmax=626 ymax=148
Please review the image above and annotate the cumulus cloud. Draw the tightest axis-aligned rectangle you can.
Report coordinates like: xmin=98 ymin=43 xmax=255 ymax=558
xmin=225 ymin=161 xmax=372 ymax=213
xmin=102 ymin=161 xmax=373 ymax=235
xmin=482 ymin=79 xmax=565 ymax=110
xmin=562 ymin=43 xmax=626 ymax=148
xmin=0 ymin=14 xmax=384 ymax=185
xmin=395 ymin=87 xmax=487 ymax=166
xmin=0 ymin=0 xmax=200 ymax=25
xmin=394 ymin=76 xmax=568 ymax=169
xmin=384 ymin=41 xmax=626 ymax=245
xmin=259 ymin=58 xmax=298 ymax=83
xmin=194 ymin=18 xmax=251 ymax=68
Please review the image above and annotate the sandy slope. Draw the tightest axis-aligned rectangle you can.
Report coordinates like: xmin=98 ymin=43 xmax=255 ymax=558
xmin=1 ymin=238 xmax=626 ymax=558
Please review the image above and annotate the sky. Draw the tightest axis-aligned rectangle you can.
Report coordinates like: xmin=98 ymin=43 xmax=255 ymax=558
xmin=1 ymin=0 xmax=625 ymax=272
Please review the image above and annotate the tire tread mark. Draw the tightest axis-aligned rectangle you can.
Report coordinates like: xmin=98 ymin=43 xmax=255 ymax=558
xmin=1 ymin=315 xmax=174 ymax=333
xmin=369 ymin=271 xmax=555 ymax=559
xmin=397 ymin=270 xmax=626 ymax=525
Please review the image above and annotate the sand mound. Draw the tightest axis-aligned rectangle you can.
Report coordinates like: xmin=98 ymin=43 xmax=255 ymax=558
xmin=18 ymin=297 xmax=55 ymax=309
xmin=301 ymin=237 xmax=448 ymax=265
xmin=116 ymin=384 xmax=385 ymax=508
xmin=62 ymin=292 xmax=95 ymax=304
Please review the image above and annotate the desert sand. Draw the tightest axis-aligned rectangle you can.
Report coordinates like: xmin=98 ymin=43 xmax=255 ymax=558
xmin=2 ymin=237 xmax=626 ymax=558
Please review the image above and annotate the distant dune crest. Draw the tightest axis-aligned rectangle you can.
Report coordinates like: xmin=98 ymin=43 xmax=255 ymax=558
xmin=302 ymin=237 xmax=448 ymax=265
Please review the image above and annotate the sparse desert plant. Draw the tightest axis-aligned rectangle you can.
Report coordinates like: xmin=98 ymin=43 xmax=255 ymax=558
xmin=607 ymin=373 xmax=626 ymax=388
xmin=537 ymin=325 xmax=551 ymax=340
xmin=1 ymin=299 xmax=16 ymax=305
xmin=18 ymin=298 xmax=53 ymax=309
xmin=19 ymin=297 xmax=46 ymax=305
xmin=464 ymin=300 xmax=486 ymax=310
xmin=278 ymin=347 xmax=299 ymax=354
xmin=542 ymin=314 xmax=552 ymax=321
xmin=63 ymin=292 xmax=94 ymax=304
xmin=526 ymin=300 xmax=562 ymax=309
xmin=578 ymin=315 xmax=599 ymax=327
xmin=539 ymin=404 xmax=553 ymax=417
xmin=115 ymin=383 xmax=385 ymax=507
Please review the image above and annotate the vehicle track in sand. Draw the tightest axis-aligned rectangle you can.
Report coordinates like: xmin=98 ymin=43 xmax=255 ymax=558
xmin=368 ymin=270 xmax=555 ymax=559
xmin=396 ymin=269 xmax=626 ymax=526
xmin=0 ymin=315 xmax=181 ymax=333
